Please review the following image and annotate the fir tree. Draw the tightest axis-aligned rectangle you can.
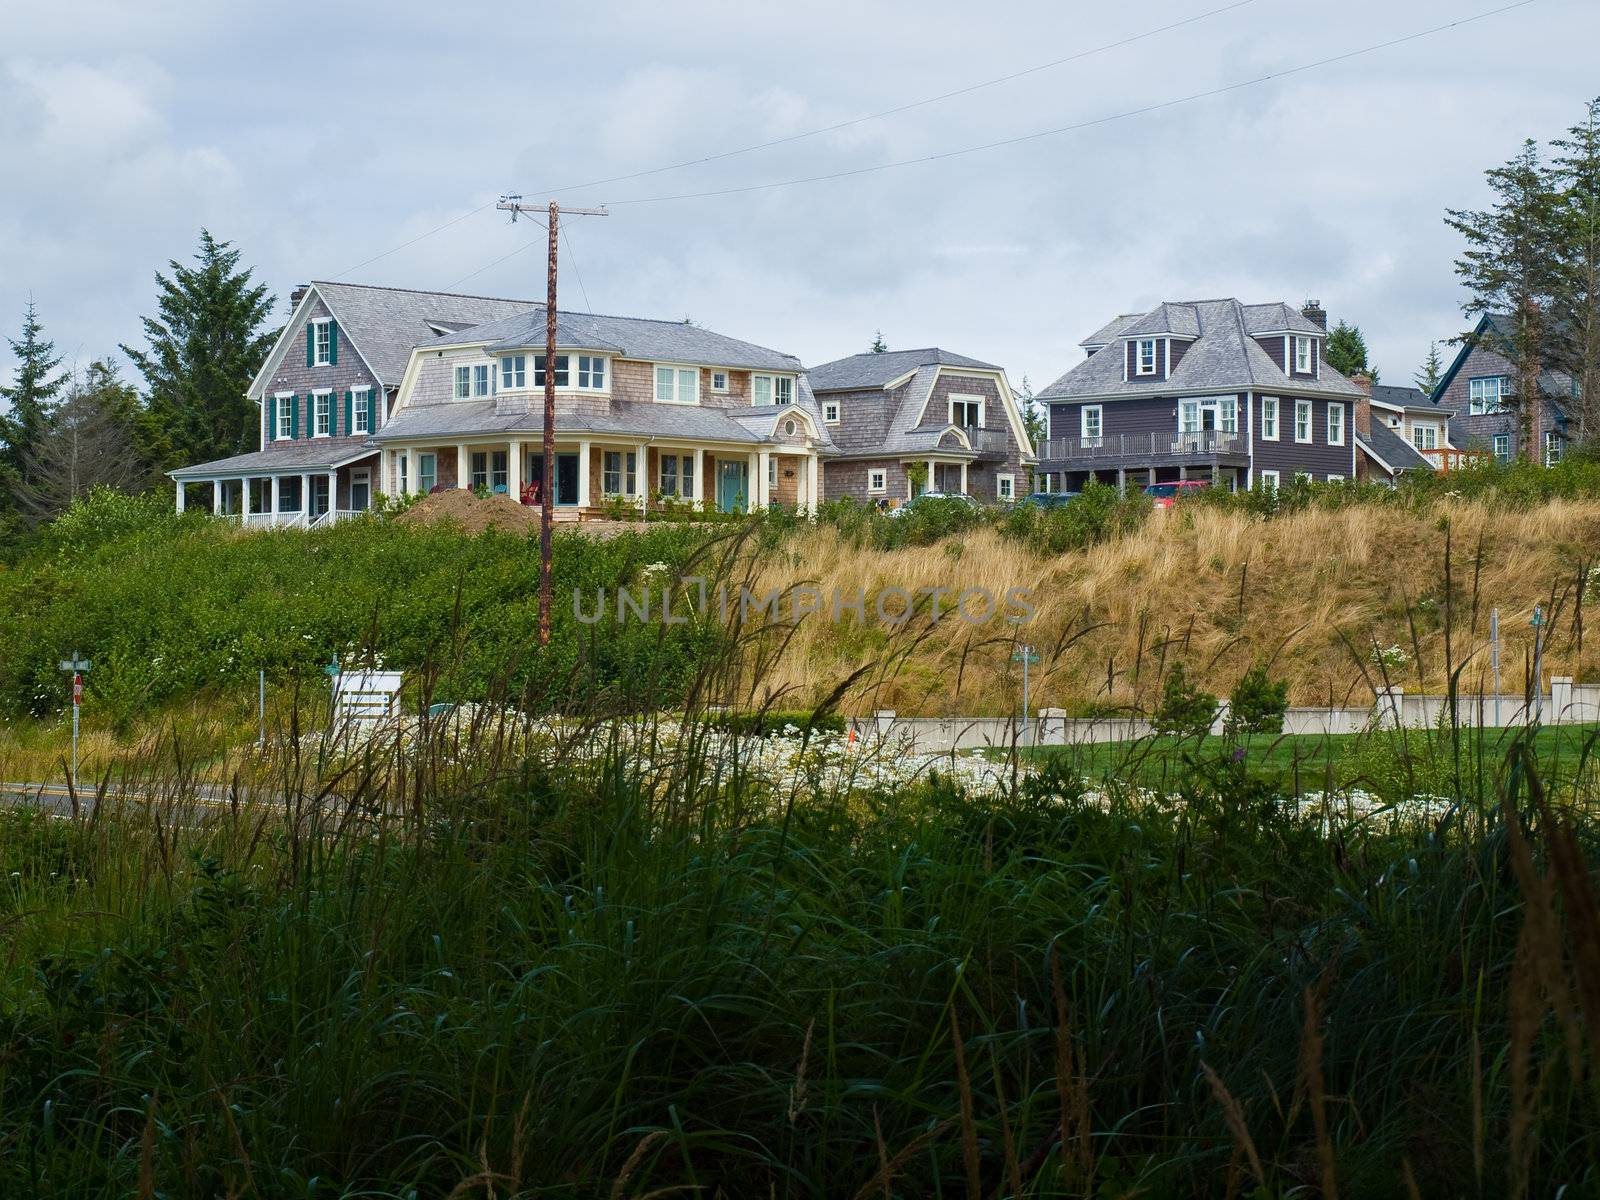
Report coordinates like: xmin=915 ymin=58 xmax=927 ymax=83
xmin=1446 ymin=140 xmax=1565 ymax=462
xmin=1414 ymin=343 xmax=1445 ymax=397
xmin=1550 ymin=96 xmax=1600 ymax=442
xmin=1017 ymin=374 xmax=1045 ymax=449
xmin=1324 ymin=319 xmax=1376 ymax=380
xmin=0 ymin=300 xmax=69 ymax=512
xmin=869 ymin=331 xmax=888 ymax=353
xmin=120 ymin=230 xmax=275 ymax=470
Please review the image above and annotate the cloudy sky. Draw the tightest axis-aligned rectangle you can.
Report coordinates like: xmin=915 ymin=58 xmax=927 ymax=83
xmin=1 ymin=0 xmax=1595 ymax=399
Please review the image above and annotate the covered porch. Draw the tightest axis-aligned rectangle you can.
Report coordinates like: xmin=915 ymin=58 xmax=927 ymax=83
xmin=382 ymin=436 xmax=823 ymax=517
xmin=170 ymin=449 xmax=381 ymax=528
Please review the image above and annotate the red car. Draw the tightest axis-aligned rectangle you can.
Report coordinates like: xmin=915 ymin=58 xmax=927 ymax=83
xmin=1143 ymin=480 xmax=1210 ymax=510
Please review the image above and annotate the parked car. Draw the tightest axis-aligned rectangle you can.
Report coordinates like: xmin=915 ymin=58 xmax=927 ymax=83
xmin=888 ymin=491 xmax=981 ymax=517
xmin=1018 ymin=491 xmax=1081 ymax=510
xmin=1143 ymin=480 xmax=1210 ymax=510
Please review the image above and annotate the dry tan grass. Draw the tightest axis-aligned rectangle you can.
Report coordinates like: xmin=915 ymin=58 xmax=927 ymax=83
xmin=745 ymin=499 xmax=1600 ymax=716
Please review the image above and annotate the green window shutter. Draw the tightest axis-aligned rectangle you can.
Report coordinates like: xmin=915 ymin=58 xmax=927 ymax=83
xmin=264 ymin=397 xmax=274 ymax=442
xmin=329 ymin=322 xmax=339 ymax=365
xmin=305 ymin=394 xmax=315 ymax=439
xmin=369 ymin=390 xmax=378 ymax=430
xmin=289 ymin=393 xmax=299 ymax=439
xmin=344 ymin=390 xmax=353 ymax=434
xmin=305 ymin=326 xmax=314 ymax=368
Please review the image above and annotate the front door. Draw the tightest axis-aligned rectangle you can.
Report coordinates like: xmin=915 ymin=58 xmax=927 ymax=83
xmin=934 ymin=464 xmax=963 ymax=494
xmin=556 ymin=453 xmax=579 ymax=505
xmin=349 ymin=469 xmax=370 ymax=512
xmin=717 ymin=461 xmax=749 ymax=513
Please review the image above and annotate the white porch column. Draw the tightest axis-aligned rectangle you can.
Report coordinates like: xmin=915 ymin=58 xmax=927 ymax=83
xmin=210 ymin=478 xmax=222 ymax=514
xmin=270 ymin=475 xmax=281 ymax=519
xmin=300 ymin=473 xmax=311 ymax=521
xmin=747 ymin=451 xmax=759 ymax=510
xmin=693 ymin=447 xmax=705 ymax=507
xmin=577 ymin=440 xmax=591 ymax=508
xmin=637 ymin=442 xmax=649 ymax=510
xmin=175 ymin=480 xmax=186 ymax=513
xmin=807 ymin=453 xmax=821 ymax=513
xmin=327 ymin=470 xmax=338 ymax=515
xmin=507 ymin=438 xmax=522 ymax=501
xmin=405 ymin=447 xmax=418 ymax=494
xmin=456 ymin=444 xmax=469 ymax=489
xmin=959 ymin=462 xmax=968 ymax=496
xmin=757 ymin=449 xmax=772 ymax=508
xmin=243 ymin=478 xmax=254 ymax=520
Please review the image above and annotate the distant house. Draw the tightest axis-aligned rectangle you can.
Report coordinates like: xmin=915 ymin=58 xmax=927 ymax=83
xmin=1431 ymin=312 xmax=1575 ymax=465
xmin=807 ymin=349 xmax=1034 ymax=504
xmin=1351 ymin=379 xmax=1438 ymax=483
xmin=169 ymin=282 xmax=538 ymax=523
xmin=1035 ymin=299 xmax=1364 ymax=492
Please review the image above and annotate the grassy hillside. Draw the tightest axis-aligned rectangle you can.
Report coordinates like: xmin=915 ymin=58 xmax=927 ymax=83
xmin=755 ymin=498 xmax=1600 ymax=714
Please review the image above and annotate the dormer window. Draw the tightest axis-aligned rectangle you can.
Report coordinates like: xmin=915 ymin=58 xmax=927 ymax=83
xmin=312 ymin=319 xmax=334 ymax=366
xmin=1137 ymin=339 xmax=1157 ymax=375
xmin=753 ymin=374 xmax=794 ymax=406
xmin=655 ymin=364 xmax=700 ymax=404
xmin=950 ymin=395 xmax=982 ymax=428
xmin=1293 ymin=336 xmax=1313 ymax=374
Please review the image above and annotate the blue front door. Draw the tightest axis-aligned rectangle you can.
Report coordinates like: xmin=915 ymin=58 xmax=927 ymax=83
xmin=717 ymin=461 xmax=748 ymax=513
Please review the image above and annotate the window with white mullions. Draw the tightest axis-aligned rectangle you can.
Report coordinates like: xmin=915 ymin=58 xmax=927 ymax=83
xmin=655 ymin=365 xmax=699 ymax=404
xmin=1260 ymin=396 xmax=1279 ymax=440
xmin=1080 ymin=404 xmax=1102 ymax=445
xmin=950 ymin=396 xmax=982 ymax=428
xmin=314 ymin=391 xmax=331 ymax=437
xmin=501 ymin=355 xmax=526 ymax=389
xmin=1469 ymin=377 xmax=1507 ymax=414
xmin=1136 ymin=339 xmax=1157 ymax=375
xmin=1178 ymin=397 xmax=1236 ymax=436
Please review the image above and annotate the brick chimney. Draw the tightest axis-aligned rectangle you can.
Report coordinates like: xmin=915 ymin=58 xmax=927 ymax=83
xmin=1349 ymin=370 xmax=1373 ymax=437
xmin=1301 ymin=300 xmax=1327 ymax=330
xmin=290 ymin=285 xmax=308 ymax=306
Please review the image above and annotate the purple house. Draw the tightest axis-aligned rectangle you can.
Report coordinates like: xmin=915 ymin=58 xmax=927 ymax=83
xmin=1035 ymin=298 xmax=1364 ymax=493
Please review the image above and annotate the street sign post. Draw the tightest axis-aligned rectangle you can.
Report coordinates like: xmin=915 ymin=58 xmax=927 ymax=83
xmin=1012 ymin=645 xmax=1040 ymax=746
xmin=58 ymin=654 xmax=92 ymax=785
xmin=1490 ymin=608 xmax=1501 ymax=727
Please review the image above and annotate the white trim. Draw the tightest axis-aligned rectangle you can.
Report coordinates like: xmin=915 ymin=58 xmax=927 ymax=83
xmin=1080 ymin=403 xmax=1103 ymax=443
xmin=654 ymin=362 xmax=702 ymax=405
xmin=1260 ymin=396 xmax=1279 ymax=441
xmin=822 ymin=399 xmax=840 ymax=424
xmin=867 ymin=467 xmax=886 ymax=494
xmin=948 ymin=391 xmax=985 ymax=429
xmin=909 ymin=367 xmax=1033 ymax=459
xmin=1293 ymin=336 xmax=1313 ymax=375
xmin=1326 ymin=474 xmax=1345 ymax=482
xmin=1135 ymin=338 xmax=1157 ymax=376
xmin=312 ymin=317 xmax=333 ymax=367
xmin=351 ymin=386 xmax=372 ymax=436
xmin=996 ymin=472 xmax=1016 ymax=501
xmin=312 ymin=388 xmax=333 ymax=438
xmin=1294 ymin=399 xmax=1312 ymax=444
xmin=752 ymin=372 xmax=796 ymax=407
xmin=709 ymin=370 xmax=729 ymax=393
xmin=1327 ymin=400 xmax=1345 ymax=446
xmin=1258 ymin=469 xmax=1280 ymax=490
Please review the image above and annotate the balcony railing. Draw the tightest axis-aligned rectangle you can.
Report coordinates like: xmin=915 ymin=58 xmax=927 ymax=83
xmin=950 ymin=425 xmax=1010 ymax=455
xmin=1040 ymin=430 xmax=1246 ymax=462
xmin=1419 ymin=448 xmax=1487 ymax=472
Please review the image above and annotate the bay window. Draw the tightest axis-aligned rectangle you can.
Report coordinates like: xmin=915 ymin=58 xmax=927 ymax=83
xmin=500 ymin=355 xmax=526 ymax=389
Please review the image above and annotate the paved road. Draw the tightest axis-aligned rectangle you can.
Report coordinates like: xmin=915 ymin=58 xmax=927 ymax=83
xmin=0 ymin=781 xmax=264 ymax=820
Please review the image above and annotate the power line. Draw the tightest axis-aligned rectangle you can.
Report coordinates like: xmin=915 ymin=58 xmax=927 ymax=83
xmin=533 ymin=0 xmax=1260 ymax=197
xmin=561 ymin=223 xmax=593 ymax=313
xmin=602 ymin=0 xmax=1537 ymax=207
xmin=444 ymin=216 xmax=547 ymax=290
xmin=330 ymin=200 xmax=498 ymax=279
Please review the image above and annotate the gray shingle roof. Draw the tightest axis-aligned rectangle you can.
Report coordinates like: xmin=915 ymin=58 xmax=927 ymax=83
xmin=1039 ymin=298 xmax=1364 ymax=402
xmin=427 ymin=308 xmax=802 ymax=372
xmin=1080 ymin=313 xmax=1145 ymax=348
xmin=1359 ymin=421 xmax=1433 ymax=474
xmin=372 ymin=398 xmax=836 ymax=448
xmin=312 ymin=282 xmax=538 ymax=384
xmin=169 ymin=440 xmax=378 ymax=478
xmin=807 ymin=348 xmax=998 ymax=393
xmin=1370 ymin=383 xmax=1430 ymax=409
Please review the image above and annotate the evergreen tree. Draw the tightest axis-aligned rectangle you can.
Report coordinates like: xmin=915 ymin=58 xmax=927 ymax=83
xmin=1017 ymin=374 xmax=1045 ymax=449
xmin=0 ymin=300 xmax=69 ymax=511
xmin=1446 ymin=140 xmax=1565 ymax=462
xmin=1550 ymin=96 xmax=1600 ymax=442
xmin=869 ymin=331 xmax=888 ymax=354
xmin=1324 ymin=319 xmax=1376 ymax=380
xmin=120 ymin=230 xmax=275 ymax=470
xmin=1414 ymin=343 xmax=1445 ymax=397
xmin=14 ymin=361 xmax=146 ymax=523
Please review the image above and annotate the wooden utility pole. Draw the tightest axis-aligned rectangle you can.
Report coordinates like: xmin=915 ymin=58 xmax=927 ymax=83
xmin=496 ymin=195 xmax=607 ymax=645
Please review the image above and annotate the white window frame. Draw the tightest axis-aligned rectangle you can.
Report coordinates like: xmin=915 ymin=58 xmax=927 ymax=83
xmin=313 ymin=319 xmax=332 ymax=366
xmin=1492 ymin=433 xmax=1511 ymax=463
xmin=867 ymin=468 xmax=886 ymax=494
xmin=710 ymin=371 xmax=729 ymax=393
xmin=274 ymin=392 xmax=294 ymax=440
xmin=313 ymin=390 xmax=332 ymax=438
xmin=1469 ymin=376 xmax=1507 ymax=414
xmin=1258 ymin=469 xmax=1280 ymax=491
xmin=418 ymin=452 xmax=437 ymax=493
xmin=1294 ymin=399 xmax=1313 ymax=444
xmin=576 ymin=355 xmax=607 ymax=391
xmin=654 ymin=364 xmax=700 ymax=405
xmin=822 ymin=400 xmax=840 ymax=424
xmin=752 ymin=373 xmax=795 ymax=407
xmin=1327 ymin=474 xmax=1345 ymax=482
xmin=1327 ymin=401 xmax=1344 ymax=446
xmin=453 ymin=365 xmax=472 ymax=400
xmin=1080 ymin=404 xmax=1103 ymax=444
xmin=500 ymin=355 xmax=526 ymax=390
xmin=1178 ymin=396 xmax=1238 ymax=435
xmin=352 ymin=387 xmax=371 ymax=435
xmin=533 ymin=354 xmax=570 ymax=389
xmin=1293 ymin=336 xmax=1313 ymax=374
xmin=1261 ymin=396 xmax=1279 ymax=441
xmin=472 ymin=364 xmax=492 ymax=398
xmin=1410 ymin=423 xmax=1437 ymax=450
xmin=1545 ymin=431 xmax=1564 ymax=466
xmin=950 ymin=394 xmax=984 ymax=429
xmin=997 ymin=473 xmax=1015 ymax=501
xmin=1136 ymin=339 xmax=1157 ymax=376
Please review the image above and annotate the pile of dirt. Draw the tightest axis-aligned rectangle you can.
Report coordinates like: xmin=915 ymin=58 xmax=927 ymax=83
xmin=395 ymin=489 xmax=542 ymax=535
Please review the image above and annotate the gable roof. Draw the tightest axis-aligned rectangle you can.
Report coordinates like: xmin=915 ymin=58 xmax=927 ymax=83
xmin=1080 ymin=313 xmax=1145 ymax=348
xmin=1428 ymin=312 xmax=1578 ymax=410
xmin=310 ymin=282 xmax=539 ymax=385
xmin=1039 ymin=298 xmax=1364 ymax=403
xmin=1358 ymin=421 xmax=1434 ymax=476
xmin=427 ymin=308 xmax=802 ymax=372
xmin=1370 ymin=383 xmax=1429 ymax=410
xmin=806 ymin=348 xmax=999 ymax=393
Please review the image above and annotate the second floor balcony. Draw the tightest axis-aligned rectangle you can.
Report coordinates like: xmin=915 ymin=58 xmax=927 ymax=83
xmin=1040 ymin=429 xmax=1247 ymax=465
xmin=949 ymin=425 xmax=1010 ymax=457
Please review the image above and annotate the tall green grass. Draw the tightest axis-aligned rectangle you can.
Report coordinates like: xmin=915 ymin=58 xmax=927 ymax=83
xmin=0 ymin=700 xmax=1596 ymax=1198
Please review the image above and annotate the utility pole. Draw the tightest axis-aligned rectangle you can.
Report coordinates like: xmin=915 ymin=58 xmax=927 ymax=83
xmin=497 ymin=195 xmax=608 ymax=645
